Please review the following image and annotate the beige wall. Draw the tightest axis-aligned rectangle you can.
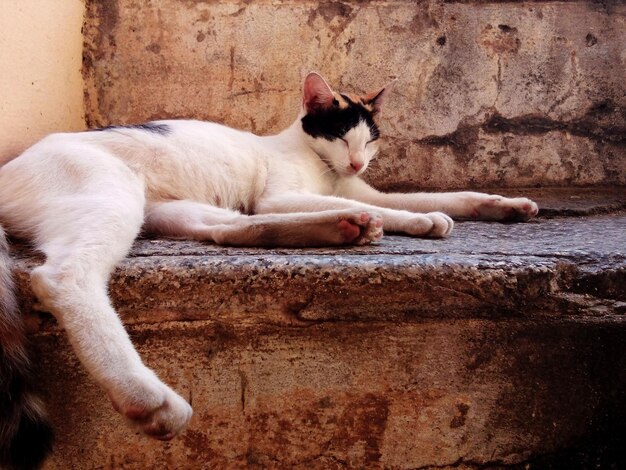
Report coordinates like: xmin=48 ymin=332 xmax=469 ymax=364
xmin=0 ymin=0 xmax=86 ymax=165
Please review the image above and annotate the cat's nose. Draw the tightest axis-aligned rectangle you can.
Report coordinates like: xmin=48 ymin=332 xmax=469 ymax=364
xmin=350 ymin=161 xmax=364 ymax=172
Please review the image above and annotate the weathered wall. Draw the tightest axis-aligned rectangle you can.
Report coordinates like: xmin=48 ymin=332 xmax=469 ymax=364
xmin=0 ymin=0 xmax=86 ymax=165
xmin=83 ymin=0 xmax=626 ymax=190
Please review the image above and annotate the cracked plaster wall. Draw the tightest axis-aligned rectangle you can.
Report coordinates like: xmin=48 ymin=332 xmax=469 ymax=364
xmin=83 ymin=0 xmax=626 ymax=189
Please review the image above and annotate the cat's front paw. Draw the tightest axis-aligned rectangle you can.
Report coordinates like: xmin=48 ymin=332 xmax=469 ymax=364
xmin=110 ymin=370 xmax=193 ymax=441
xmin=406 ymin=212 xmax=454 ymax=238
xmin=473 ymin=195 xmax=539 ymax=221
xmin=337 ymin=211 xmax=384 ymax=245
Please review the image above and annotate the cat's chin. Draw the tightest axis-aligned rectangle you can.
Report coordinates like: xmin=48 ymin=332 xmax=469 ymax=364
xmin=333 ymin=165 xmax=363 ymax=177
xmin=345 ymin=169 xmax=365 ymax=178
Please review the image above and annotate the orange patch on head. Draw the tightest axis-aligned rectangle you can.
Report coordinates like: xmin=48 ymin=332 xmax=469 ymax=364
xmin=333 ymin=89 xmax=384 ymax=116
xmin=343 ymin=92 xmax=363 ymax=104
xmin=333 ymin=91 xmax=369 ymax=110
xmin=332 ymin=92 xmax=349 ymax=109
xmin=361 ymin=101 xmax=375 ymax=113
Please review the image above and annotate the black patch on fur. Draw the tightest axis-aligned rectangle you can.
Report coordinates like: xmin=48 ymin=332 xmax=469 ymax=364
xmin=9 ymin=412 xmax=54 ymax=470
xmin=90 ymin=122 xmax=171 ymax=135
xmin=301 ymin=98 xmax=379 ymax=142
xmin=1 ymin=230 xmax=54 ymax=470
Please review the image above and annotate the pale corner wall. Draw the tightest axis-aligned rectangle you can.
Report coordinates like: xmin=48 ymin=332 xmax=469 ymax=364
xmin=0 ymin=0 xmax=86 ymax=166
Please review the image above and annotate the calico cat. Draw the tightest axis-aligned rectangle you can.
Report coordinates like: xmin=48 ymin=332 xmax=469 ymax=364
xmin=0 ymin=72 xmax=537 ymax=468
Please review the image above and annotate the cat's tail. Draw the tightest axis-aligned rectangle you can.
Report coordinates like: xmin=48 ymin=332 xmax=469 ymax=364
xmin=0 ymin=225 xmax=53 ymax=469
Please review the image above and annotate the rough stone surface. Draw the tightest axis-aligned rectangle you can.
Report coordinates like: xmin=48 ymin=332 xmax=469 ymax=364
xmin=517 ymin=187 xmax=626 ymax=217
xmin=83 ymin=0 xmax=626 ymax=189
xmin=9 ymin=204 xmax=625 ymax=468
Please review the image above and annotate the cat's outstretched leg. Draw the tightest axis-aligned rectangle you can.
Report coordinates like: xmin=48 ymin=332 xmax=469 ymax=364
xmin=144 ymin=200 xmax=383 ymax=246
xmin=256 ymin=192 xmax=454 ymax=238
xmin=30 ymin=205 xmax=192 ymax=439
xmin=336 ymin=178 xmax=538 ymax=221
xmin=0 ymin=149 xmax=192 ymax=441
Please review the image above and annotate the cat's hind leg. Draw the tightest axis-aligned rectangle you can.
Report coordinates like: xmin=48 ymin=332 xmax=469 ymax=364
xmin=3 ymin=152 xmax=193 ymax=440
xmin=144 ymin=200 xmax=383 ymax=246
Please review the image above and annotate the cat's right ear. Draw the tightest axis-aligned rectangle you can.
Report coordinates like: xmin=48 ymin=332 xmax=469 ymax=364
xmin=303 ymin=72 xmax=335 ymax=114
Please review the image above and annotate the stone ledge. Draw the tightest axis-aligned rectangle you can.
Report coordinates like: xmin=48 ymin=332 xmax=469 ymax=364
xmin=13 ymin=191 xmax=625 ymax=329
xmin=8 ymin=190 xmax=625 ymax=468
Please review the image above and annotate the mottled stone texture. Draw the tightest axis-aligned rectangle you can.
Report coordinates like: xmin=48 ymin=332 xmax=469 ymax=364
xmin=33 ymin=319 xmax=626 ymax=469
xmin=83 ymin=0 xmax=626 ymax=189
xmin=12 ymin=208 xmax=625 ymax=469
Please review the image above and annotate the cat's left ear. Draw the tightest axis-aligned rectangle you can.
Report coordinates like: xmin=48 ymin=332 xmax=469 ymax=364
xmin=364 ymin=79 xmax=396 ymax=116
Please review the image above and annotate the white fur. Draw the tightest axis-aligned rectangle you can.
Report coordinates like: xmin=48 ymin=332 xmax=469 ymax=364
xmin=0 ymin=74 xmax=538 ymax=441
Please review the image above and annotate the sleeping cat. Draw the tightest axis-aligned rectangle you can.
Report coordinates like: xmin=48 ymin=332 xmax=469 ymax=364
xmin=0 ymin=72 xmax=537 ymax=468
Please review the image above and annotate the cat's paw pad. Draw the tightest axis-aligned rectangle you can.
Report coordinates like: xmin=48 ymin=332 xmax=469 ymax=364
xmin=407 ymin=212 xmax=454 ymax=238
xmin=110 ymin=372 xmax=193 ymax=441
xmin=475 ymin=196 xmax=539 ymax=221
xmin=337 ymin=211 xmax=383 ymax=245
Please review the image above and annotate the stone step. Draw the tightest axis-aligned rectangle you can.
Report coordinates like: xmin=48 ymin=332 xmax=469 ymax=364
xmin=9 ymin=190 xmax=625 ymax=468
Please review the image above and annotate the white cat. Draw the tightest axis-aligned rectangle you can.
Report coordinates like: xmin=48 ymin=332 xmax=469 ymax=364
xmin=0 ymin=72 xmax=537 ymax=468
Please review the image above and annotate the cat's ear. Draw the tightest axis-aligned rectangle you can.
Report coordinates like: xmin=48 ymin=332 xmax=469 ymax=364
xmin=364 ymin=80 xmax=396 ymax=116
xmin=303 ymin=72 xmax=335 ymax=114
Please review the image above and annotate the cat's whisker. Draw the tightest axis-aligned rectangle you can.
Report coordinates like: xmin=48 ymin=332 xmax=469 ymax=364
xmin=316 ymin=166 xmax=336 ymax=179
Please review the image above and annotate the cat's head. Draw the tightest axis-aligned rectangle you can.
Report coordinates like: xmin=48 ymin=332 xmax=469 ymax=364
xmin=300 ymin=72 xmax=392 ymax=177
